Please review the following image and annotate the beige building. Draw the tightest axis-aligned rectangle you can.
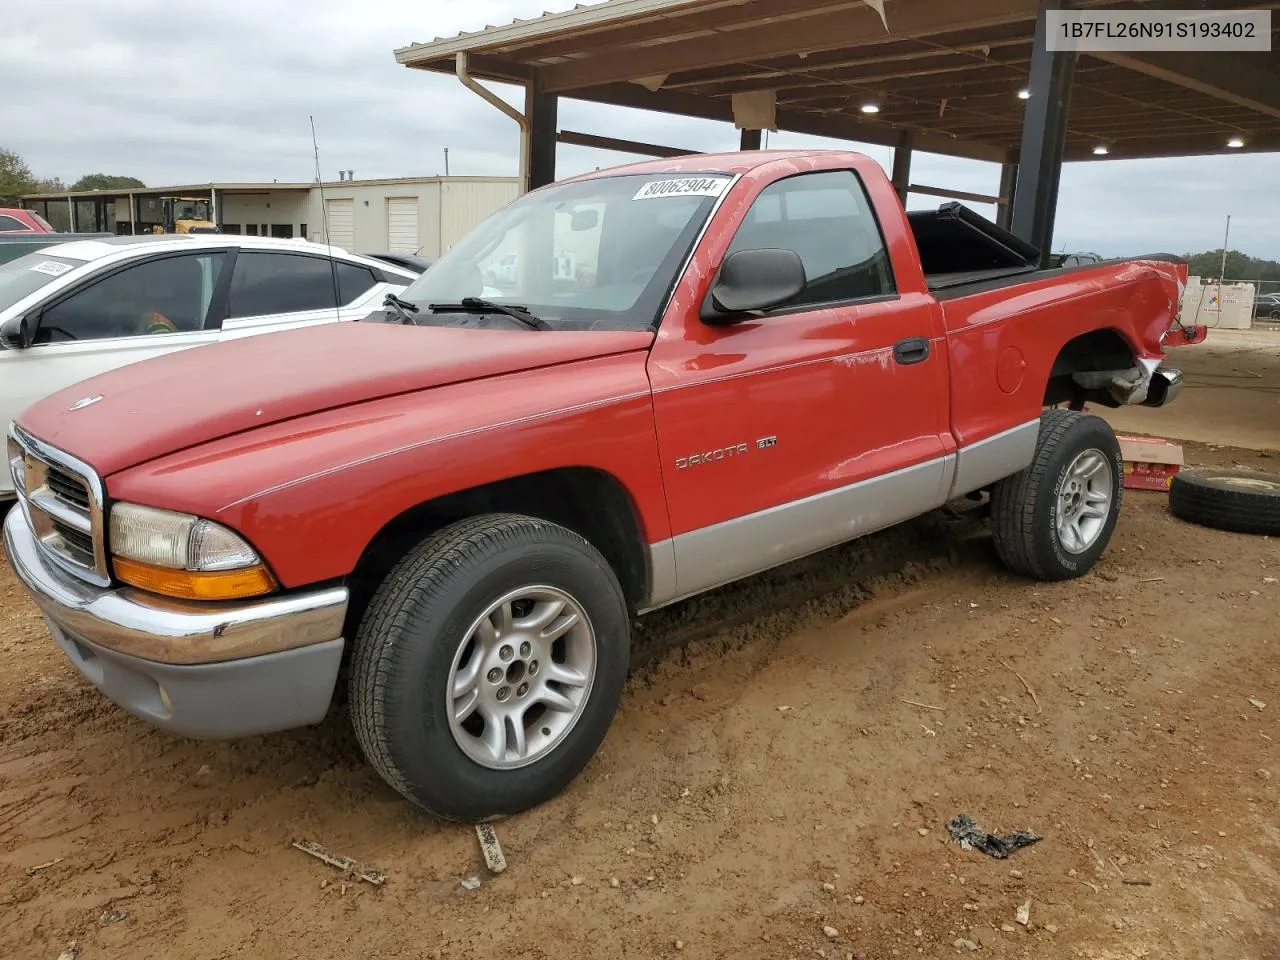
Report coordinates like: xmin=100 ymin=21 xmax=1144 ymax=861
xmin=21 ymin=175 xmax=520 ymax=258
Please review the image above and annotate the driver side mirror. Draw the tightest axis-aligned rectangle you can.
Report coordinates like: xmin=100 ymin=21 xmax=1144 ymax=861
xmin=703 ymin=248 xmax=807 ymax=323
xmin=0 ymin=313 xmax=36 ymax=350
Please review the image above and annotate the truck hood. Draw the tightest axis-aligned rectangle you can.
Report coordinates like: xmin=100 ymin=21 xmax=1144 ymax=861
xmin=17 ymin=321 xmax=654 ymax=477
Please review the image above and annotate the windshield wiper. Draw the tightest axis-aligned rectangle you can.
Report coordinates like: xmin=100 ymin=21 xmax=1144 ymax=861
xmin=382 ymin=293 xmax=419 ymax=325
xmin=426 ymin=297 xmax=552 ymax=331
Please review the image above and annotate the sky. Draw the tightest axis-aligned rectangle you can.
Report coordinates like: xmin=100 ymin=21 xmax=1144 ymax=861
xmin=3 ymin=0 xmax=1275 ymax=260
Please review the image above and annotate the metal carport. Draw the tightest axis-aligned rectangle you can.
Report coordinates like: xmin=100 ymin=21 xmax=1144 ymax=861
xmin=394 ymin=0 xmax=1279 ymax=263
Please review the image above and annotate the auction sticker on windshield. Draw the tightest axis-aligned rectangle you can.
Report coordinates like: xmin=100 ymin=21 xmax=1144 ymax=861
xmin=632 ymin=177 xmax=729 ymax=201
xmin=30 ymin=261 xmax=73 ymax=277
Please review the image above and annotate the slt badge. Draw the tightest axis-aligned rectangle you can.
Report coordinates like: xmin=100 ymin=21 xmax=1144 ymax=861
xmin=68 ymin=395 xmax=103 ymax=411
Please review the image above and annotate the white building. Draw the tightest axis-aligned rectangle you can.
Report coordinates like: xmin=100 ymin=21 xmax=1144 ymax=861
xmin=21 ymin=176 xmax=519 ymax=258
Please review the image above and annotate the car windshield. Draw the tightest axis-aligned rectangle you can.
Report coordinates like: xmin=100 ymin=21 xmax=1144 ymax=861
xmin=0 ymin=253 xmax=87 ymax=315
xmin=397 ymin=172 xmax=732 ymax=331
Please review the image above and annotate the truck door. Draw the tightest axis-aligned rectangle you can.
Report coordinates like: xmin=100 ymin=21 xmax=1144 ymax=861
xmin=646 ymin=167 xmax=951 ymax=601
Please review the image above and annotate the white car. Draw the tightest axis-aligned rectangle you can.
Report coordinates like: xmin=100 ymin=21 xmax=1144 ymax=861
xmin=0 ymin=234 xmax=418 ymax=497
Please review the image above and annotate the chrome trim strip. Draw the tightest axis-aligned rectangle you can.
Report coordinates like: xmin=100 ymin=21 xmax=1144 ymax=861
xmin=4 ymin=507 xmax=348 ymax=666
xmin=949 ymin=419 xmax=1040 ymax=498
xmin=649 ymin=454 xmax=954 ymax=609
xmin=9 ymin=423 xmax=110 ymax=587
xmin=28 ymin=489 xmax=92 ymax=535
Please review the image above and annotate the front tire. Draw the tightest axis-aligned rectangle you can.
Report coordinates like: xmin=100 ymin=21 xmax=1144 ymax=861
xmin=989 ymin=410 xmax=1124 ymax=581
xmin=349 ymin=514 xmax=630 ymax=822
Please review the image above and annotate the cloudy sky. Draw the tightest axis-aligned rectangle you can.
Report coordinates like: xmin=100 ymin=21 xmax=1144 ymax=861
xmin=4 ymin=0 xmax=1275 ymax=260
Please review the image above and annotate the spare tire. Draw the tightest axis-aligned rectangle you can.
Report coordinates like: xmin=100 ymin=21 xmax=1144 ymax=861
xmin=1168 ymin=468 xmax=1280 ymax=536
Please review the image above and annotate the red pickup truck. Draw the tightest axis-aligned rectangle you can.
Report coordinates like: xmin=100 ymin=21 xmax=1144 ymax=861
xmin=4 ymin=150 xmax=1201 ymax=822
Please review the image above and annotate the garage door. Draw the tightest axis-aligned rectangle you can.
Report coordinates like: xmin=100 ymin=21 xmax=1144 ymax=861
xmin=325 ymin=199 xmax=354 ymax=251
xmin=386 ymin=197 xmax=419 ymax=254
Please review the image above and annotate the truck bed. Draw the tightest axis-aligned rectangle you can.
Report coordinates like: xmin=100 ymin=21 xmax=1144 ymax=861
xmin=907 ymin=202 xmax=1185 ymax=300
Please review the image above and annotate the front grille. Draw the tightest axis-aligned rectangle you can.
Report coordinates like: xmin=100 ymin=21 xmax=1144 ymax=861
xmin=8 ymin=425 xmax=109 ymax=586
xmin=46 ymin=465 xmax=91 ymax=511
xmin=52 ymin=520 xmax=95 ymax=566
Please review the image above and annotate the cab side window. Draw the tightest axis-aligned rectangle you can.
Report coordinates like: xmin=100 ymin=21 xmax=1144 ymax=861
xmin=36 ymin=253 xmax=226 ymax=344
xmin=725 ymin=170 xmax=896 ymax=310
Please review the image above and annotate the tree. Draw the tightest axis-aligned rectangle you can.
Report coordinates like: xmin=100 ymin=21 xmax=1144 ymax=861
xmin=1184 ymin=249 xmax=1280 ymax=282
xmin=71 ymin=174 xmax=146 ymax=191
xmin=0 ymin=147 xmax=37 ymax=205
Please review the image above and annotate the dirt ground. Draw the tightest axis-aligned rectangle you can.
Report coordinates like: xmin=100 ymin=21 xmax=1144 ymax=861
xmin=2 ymin=335 xmax=1278 ymax=960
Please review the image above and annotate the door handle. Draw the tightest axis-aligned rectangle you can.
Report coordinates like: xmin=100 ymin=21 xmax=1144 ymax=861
xmin=893 ymin=337 xmax=930 ymax=365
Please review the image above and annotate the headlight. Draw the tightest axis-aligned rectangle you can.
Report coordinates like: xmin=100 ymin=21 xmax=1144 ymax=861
xmin=109 ymin=503 xmax=277 ymax=600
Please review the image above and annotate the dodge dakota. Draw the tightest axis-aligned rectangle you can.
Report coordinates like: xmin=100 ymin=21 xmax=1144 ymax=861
xmin=4 ymin=150 xmax=1203 ymax=822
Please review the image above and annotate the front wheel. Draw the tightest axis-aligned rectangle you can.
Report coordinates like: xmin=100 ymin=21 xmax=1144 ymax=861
xmin=349 ymin=514 xmax=631 ymax=822
xmin=989 ymin=410 xmax=1124 ymax=581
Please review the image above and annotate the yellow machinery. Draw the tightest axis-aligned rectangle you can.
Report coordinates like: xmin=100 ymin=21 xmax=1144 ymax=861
xmin=140 ymin=196 xmax=219 ymax=234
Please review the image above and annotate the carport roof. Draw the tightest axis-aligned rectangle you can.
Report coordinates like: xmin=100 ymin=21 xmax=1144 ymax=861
xmin=395 ymin=0 xmax=1280 ymax=163
xmin=19 ymin=183 xmax=315 ymax=202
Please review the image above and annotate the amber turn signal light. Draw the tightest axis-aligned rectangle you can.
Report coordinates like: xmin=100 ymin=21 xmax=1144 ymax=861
xmin=113 ymin=557 xmax=278 ymax=601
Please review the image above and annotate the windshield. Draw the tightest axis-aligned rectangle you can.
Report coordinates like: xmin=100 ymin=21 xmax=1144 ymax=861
xmin=0 ymin=253 xmax=87 ymax=315
xmin=398 ymin=172 xmax=731 ymax=331
xmin=173 ymin=200 xmax=210 ymax=222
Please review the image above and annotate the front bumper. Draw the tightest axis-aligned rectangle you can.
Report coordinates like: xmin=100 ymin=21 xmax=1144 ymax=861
xmin=3 ymin=506 xmax=349 ymax=739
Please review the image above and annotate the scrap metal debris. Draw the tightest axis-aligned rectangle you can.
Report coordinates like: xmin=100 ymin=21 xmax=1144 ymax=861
xmin=475 ymin=824 xmax=507 ymax=874
xmin=24 ymin=857 xmax=64 ymax=876
xmin=1248 ymin=697 xmax=1266 ymax=711
xmin=291 ymin=840 xmax=386 ymax=886
xmin=460 ymin=876 xmax=482 ymax=891
xmin=946 ymin=813 xmax=1042 ymax=859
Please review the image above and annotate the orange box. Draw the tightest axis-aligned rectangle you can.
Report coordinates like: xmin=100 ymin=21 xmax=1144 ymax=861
xmin=1116 ymin=435 xmax=1184 ymax=491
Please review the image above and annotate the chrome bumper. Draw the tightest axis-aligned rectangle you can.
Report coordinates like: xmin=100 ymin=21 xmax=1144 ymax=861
xmin=1140 ymin=366 xmax=1183 ymax=407
xmin=3 ymin=506 xmax=350 ymax=738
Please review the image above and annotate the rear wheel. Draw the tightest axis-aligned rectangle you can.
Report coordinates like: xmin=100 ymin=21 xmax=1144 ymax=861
xmin=989 ymin=410 xmax=1124 ymax=581
xmin=349 ymin=513 xmax=630 ymax=822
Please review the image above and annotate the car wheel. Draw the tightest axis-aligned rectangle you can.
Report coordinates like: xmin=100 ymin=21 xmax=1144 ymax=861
xmin=1169 ymin=468 xmax=1280 ymax=536
xmin=989 ymin=410 xmax=1124 ymax=581
xmin=349 ymin=513 xmax=630 ymax=822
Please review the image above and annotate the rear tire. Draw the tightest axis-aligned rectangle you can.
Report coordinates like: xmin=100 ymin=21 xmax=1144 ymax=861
xmin=989 ymin=410 xmax=1124 ymax=581
xmin=1169 ymin=468 xmax=1280 ymax=536
xmin=349 ymin=513 xmax=630 ymax=822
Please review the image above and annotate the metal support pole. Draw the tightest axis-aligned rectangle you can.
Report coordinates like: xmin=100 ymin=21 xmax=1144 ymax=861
xmin=67 ymin=196 xmax=75 ymax=232
xmin=996 ymin=162 xmax=1018 ymax=230
xmin=129 ymin=193 xmax=136 ymax=234
xmin=526 ymin=81 xmax=559 ymax=191
xmin=210 ymin=185 xmax=219 ymax=229
xmin=891 ymin=131 xmax=913 ymax=204
xmin=739 ymin=129 xmax=762 ymax=150
xmin=1010 ymin=0 xmax=1077 ymax=265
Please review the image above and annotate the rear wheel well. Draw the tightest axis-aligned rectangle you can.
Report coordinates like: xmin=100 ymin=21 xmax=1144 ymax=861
xmin=1043 ymin=328 xmax=1138 ymax=408
xmin=343 ymin=468 xmax=649 ymax=637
